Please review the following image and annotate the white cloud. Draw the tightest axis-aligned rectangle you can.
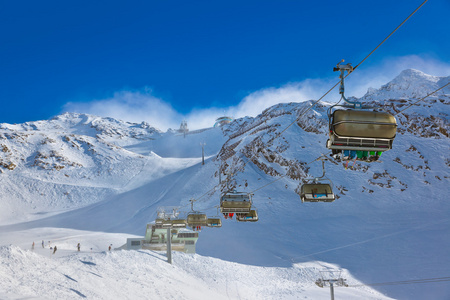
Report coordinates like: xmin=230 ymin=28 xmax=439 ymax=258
xmin=62 ymin=55 xmax=449 ymax=131
xmin=231 ymin=79 xmax=331 ymax=117
xmin=62 ymin=81 xmax=331 ymax=131
xmin=63 ymin=89 xmax=182 ymax=130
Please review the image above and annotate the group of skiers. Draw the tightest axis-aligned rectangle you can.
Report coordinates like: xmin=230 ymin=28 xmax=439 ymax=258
xmin=32 ymin=241 xmax=113 ymax=253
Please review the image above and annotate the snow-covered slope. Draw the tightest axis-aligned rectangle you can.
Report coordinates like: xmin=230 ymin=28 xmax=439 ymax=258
xmin=0 ymin=242 xmax=391 ymax=300
xmin=0 ymin=113 xmax=226 ymax=225
xmin=0 ymin=70 xmax=449 ymax=299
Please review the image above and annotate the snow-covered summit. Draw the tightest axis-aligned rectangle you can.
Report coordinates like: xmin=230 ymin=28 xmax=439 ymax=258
xmin=361 ymin=69 xmax=449 ymax=101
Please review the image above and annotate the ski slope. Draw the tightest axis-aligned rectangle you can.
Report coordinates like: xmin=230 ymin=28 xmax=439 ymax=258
xmin=0 ymin=70 xmax=449 ymax=299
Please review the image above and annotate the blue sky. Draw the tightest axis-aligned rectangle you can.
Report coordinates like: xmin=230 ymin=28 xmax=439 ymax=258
xmin=1 ymin=0 xmax=449 ymax=129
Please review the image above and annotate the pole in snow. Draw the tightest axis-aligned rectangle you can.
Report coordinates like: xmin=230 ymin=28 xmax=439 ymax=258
xmin=166 ymin=227 xmax=172 ymax=264
xmin=330 ymin=282 xmax=335 ymax=300
xmin=200 ymin=143 xmax=206 ymax=165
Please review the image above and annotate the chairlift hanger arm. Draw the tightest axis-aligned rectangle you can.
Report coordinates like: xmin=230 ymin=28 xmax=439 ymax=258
xmin=317 ymin=159 xmax=326 ymax=180
xmin=333 ymin=61 xmax=362 ymax=108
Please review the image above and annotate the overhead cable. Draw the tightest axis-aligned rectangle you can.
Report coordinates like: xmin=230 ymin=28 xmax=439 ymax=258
xmin=394 ymin=81 xmax=450 ymax=116
xmin=347 ymin=276 xmax=450 ymax=288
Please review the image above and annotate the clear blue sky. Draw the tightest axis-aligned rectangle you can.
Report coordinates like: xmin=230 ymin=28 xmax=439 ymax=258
xmin=0 ymin=0 xmax=449 ymax=126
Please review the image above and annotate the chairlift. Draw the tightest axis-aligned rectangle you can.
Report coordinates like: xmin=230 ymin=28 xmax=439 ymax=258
xmin=300 ymin=157 xmax=335 ymax=203
xmin=206 ymin=207 xmax=223 ymax=227
xmin=220 ymin=191 xmax=253 ymax=219
xmin=326 ymin=62 xmax=397 ymax=161
xmin=236 ymin=209 xmax=259 ymax=222
xmin=300 ymin=182 xmax=335 ymax=202
xmin=187 ymin=213 xmax=208 ymax=227
xmin=206 ymin=217 xmax=222 ymax=227
xmin=186 ymin=199 xmax=208 ymax=230
xmin=171 ymin=219 xmax=187 ymax=228
xmin=161 ymin=219 xmax=173 ymax=228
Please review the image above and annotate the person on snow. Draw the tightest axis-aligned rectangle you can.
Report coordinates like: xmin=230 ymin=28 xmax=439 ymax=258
xmin=32 ymin=242 xmax=35 ymax=250
xmin=42 ymin=240 xmax=44 ymax=248
xmin=77 ymin=243 xmax=80 ymax=251
xmin=53 ymin=246 xmax=57 ymax=254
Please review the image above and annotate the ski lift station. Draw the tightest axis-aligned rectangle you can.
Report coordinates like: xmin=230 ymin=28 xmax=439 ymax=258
xmin=124 ymin=222 xmax=199 ymax=253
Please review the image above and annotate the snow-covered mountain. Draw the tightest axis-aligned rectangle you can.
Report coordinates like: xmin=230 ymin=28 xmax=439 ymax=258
xmin=361 ymin=69 xmax=449 ymax=101
xmin=0 ymin=70 xmax=449 ymax=299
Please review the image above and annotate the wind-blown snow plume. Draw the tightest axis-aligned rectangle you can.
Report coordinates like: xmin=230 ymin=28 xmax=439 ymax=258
xmin=62 ymin=55 xmax=450 ymax=131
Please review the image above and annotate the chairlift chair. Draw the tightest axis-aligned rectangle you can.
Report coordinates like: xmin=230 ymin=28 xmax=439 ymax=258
xmin=326 ymin=61 xmax=397 ymax=161
xmin=236 ymin=209 xmax=259 ymax=222
xmin=327 ymin=109 xmax=397 ymax=154
xmin=206 ymin=217 xmax=222 ymax=227
xmin=220 ymin=191 xmax=253 ymax=216
xmin=300 ymin=182 xmax=335 ymax=203
xmin=186 ymin=212 xmax=208 ymax=227
xmin=171 ymin=219 xmax=187 ymax=228
xmin=161 ymin=219 xmax=173 ymax=228
xmin=300 ymin=156 xmax=335 ymax=203
xmin=186 ymin=199 xmax=208 ymax=229
xmin=206 ymin=207 xmax=223 ymax=227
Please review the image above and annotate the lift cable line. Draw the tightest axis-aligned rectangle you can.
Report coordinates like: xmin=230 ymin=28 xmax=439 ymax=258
xmin=394 ymin=81 xmax=450 ymax=116
xmin=250 ymin=174 xmax=288 ymax=194
xmin=183 ymin=0 xmax=430 ymax=215
xmin=352 ymin=0 xmax=428 ymax=71
xmin=248 ymin=153 xmax=332 ymax=195
xmin=290 ymin=217 xmax=450 ymax=261
xmin=347 ymin=276 xmax=450 ymax=288
xmin=226 ymin=0 xmax=428 ymax=178
xmin=269 ymin=0 xmax=429 ymax=143
xmin=178 ymin=173 xmax=235 ymax=212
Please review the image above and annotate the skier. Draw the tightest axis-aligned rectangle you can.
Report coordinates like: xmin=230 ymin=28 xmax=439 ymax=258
xmin=53 ymin=246 xmax=57 ymax=254
xmin=108 ymin=245 xmax=112 ymax=251
xmin=42 ymin=240 xmax=44 ymax=248
xmin=32 ymin=242 xmax=35 ymax=250
xmin=77 ymin=243 xmax=80 ymax=251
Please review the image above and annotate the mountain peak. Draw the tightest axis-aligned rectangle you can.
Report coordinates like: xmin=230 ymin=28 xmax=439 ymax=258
xmin=394 ymin=68 xmax=440 ymax=83
xmin=361 ymin=69 xmax=446 ymax=101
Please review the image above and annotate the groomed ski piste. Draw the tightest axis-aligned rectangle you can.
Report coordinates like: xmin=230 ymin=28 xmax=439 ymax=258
xmin=0 ymin=70 xmax=449 ymax=299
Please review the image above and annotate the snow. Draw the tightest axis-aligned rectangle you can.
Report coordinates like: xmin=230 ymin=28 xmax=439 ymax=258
xmin=0 ymin=70 xmax=449 ymax=299
xmin=0 ymin=233 xmax=391 ymax=300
